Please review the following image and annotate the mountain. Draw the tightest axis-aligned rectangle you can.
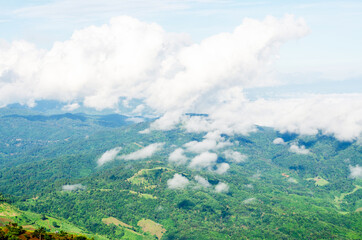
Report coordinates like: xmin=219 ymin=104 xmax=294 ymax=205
xmin=0 ymin=108 xmax=361 ymax=239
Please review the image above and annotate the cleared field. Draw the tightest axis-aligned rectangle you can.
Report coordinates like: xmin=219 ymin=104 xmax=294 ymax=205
xmin=102 ymin=217 xmax=133 ymax=229
xmin=0 ymin=203 xmax=105 ymax=239
xmin=0 ymin=203 xmax=20 ymax=217
xmin=128 ymin=190 xmax=157 ymax=199
xmin=306 ymin=176 xmax=329 ymax=186
xmin=127 ymin=167 xmax=172 ymax=189
xmin=138 ymin=218 xmax=166 ymax=239
xmin=102 ymin=216 xmax=146 ymax=239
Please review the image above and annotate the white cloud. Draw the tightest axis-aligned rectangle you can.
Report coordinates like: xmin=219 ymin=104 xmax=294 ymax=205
xmin=273 ymin=137 xmax=286 ymax=145
xmin=223 ymin=150 xmax=247 ymax=163
xmin=120 ymin=143 xmax=164 ymax=160
xmin=251 ymin=172 xmax=261 ymax=180
xmin=97 ymin=146 xmax=122 ymax=166
xmin=289 ymin=144 xmax=310 ymax=155
xmin=349 ymin=165 xmax=362 ymax=179
xmin=194 ymin=175 xmax=211 ymax=188
xmin=243 ymin=197 xmax=256 ymax=204
xmin=287 ymin=177 xmax=298 ymax=183
xmin=168 ymin=148 xmax=188 ymax=164
xmin=2 ymin=15 xmax=361 ymax=141
xmin=189 ymin=151 xmax=217 ymax=169
xmin=215 ymin=182 xmax=229 ymax=193
xmin=62 ymin=102 xmax=80 ymax=111
xmin=0 ymin=15 xmax=307 ymax=111
xmin=214 ymin=163 xmax=230 ymax=174
xmin=126 ymin=117 xmax=144 ymax=123
xmin=62 ymin=184 xmax=85 ymax=191
xmin=167 ymin=173 xmax=189 ymax=189
xmin=139 ymin=128 xmax=150 ymax=134
xmin=184 ymin=131 xmax=231 ymax=153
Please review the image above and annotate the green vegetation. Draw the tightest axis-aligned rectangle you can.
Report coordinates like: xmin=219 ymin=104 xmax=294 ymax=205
xmin=0 ymin=223 xmax=91 ymax=240
xmin=0 ymin=109 xmax=361 ymax=239
xmin=306 ymin=176 xmax=329 ymax=186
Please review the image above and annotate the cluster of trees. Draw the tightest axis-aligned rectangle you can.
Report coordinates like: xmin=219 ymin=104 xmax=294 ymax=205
xmin=0 ymin=223 xmax=90 ymax=240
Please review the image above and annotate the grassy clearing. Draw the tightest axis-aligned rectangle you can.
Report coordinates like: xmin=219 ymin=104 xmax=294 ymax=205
xmin=128 ymin=190 xmax=157 ymax=199
xmin=0 ymin=203 xmax=106 ymax=239
xmin=306 ymin=176 xmax=329 ymax=186
xmin=102 ymin=217 xmax=146 ymax=239
xmin=102 ymin=217 xmax=133 ymax=229
xmin=127 ymin=167 xmax=171 ymax=189
xmin=137 ymin=219 xmax=166 ymax=239
xmin=0 ymin=203 xmax=21 ymax=217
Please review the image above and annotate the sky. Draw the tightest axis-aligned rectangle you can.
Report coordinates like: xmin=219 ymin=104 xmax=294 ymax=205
xmin=0 ymin=0 xmax=362 ymax=141
xmin=1 ymin=0 xmax=362 ymax=83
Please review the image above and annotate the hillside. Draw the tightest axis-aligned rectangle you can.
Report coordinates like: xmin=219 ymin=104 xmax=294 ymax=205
xmin=0 ymin=109 xmax=361 ymax=239
xmin=0 ymin=223 xmax=91 ymax=240
xmin=0 ymin=200 xmax=105 ymax=240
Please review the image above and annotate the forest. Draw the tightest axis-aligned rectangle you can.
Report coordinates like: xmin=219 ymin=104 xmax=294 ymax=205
xmin=0 ymin=107 xmax=361 ymax=239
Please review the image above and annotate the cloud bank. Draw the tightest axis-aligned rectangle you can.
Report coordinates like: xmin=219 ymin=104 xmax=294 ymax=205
xmin=1 ymin=14 xmax=361 ymax=141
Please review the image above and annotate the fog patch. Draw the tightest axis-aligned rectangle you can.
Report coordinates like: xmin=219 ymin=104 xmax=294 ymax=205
xmin=120 ymin=143 xmax=164 ymax=160
xmin=215 ymin=182 xmax=229 ymax=193
xmin=62 ymin=184 xmax=86 ymax=191
xmin=349 ymin=165 xmax=362 ymax=179
xmin=168 ymin=148 xmax=188 ymax=165
xmin=289 ymin=144 xmax=310 ymax=155
xmin=273 ymin=138 xmax=286 ymax=145
xmin=223 ymin=150 xmax=247 ymax=163
xmin=167 ymin=174 xmax=189 ymax=189
xmin=189 ymin=151 xmax=217 ymax=169
xmin=194 ymin=175 xmax=211 ymax=188
xmin=97 ymin=146 xmax=122 ymax=166
xmin=243 ymin=197 xmax=256 ymax=204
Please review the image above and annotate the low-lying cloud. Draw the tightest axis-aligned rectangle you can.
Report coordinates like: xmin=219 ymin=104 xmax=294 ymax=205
xmin=289 ymin=144 xmax=310 ymax=155
xmin=167 ymin=173 xmax=189 ymax=189
xmin=97 ymin=146 xmax=122 ymax=166
xmin=223 ymin=150 xmax=247 ymax=163
xmin=215 ymin=182 xmax=229 ymax=193
xmin=189 ymin=151 xmax=218 ymax=169
xmin=184 ymin=131 xmax=231 ymax=153
xmin=194 ymin=175 xmax=211 ymax=188
xmin=349 ymin=165 xmax=362 ymax=179
xmin=120 ymin=143 xmax=164 ymax=160
xmin=62 ymin=184 xmax=86 ymax=191
xmin=214 ymin=163 xmax=230 ymax=174
xmin=273 ymin=138 xmax=286 ymax=145
xmin=168 ymin=148 xmax=188 ymax=165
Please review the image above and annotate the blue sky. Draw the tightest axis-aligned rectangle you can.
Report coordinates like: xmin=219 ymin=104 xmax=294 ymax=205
xmin=1 ymin=0 xmax=362 ymax=88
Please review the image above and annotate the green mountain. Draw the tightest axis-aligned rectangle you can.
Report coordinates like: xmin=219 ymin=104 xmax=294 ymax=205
xmin=0 ymin=109 xmax=361 ymax=239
